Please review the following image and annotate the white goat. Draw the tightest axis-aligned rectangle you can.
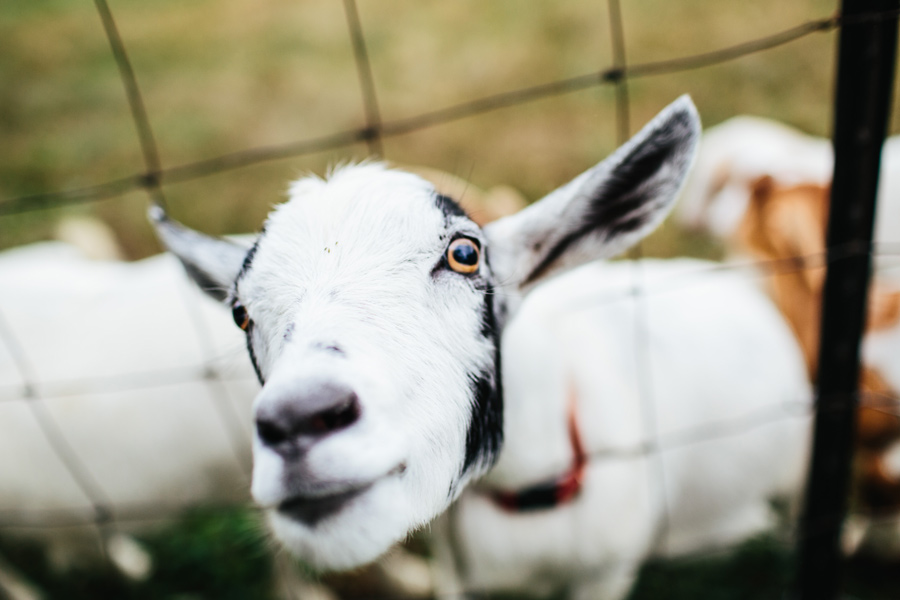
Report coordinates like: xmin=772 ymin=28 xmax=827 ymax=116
xmin=153 ymin=97 xmax=813 ymax=599
xmin=0 ymin=241 xmax=257 ymax=576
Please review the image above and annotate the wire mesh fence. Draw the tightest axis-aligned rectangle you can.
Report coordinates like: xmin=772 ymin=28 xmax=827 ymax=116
xmin=2 ymin=0 xmax=900 ymax=598
xmin=0 ymin=8 xmax=846 ymax=215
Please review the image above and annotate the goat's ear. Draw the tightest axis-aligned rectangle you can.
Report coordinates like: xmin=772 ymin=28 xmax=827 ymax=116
xmin=485 ymin=95 xmax=700 ymax=292
xmin=149 ymin=206 xmax=249 ymax=302
xmin=737 ymin=175 xmax=778 ymax=259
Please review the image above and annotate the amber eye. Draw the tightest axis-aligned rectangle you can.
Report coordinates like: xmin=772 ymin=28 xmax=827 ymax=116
xmin=232 ymin=302 xmax=251 ymax=331
xmin=447 ymin=238 xmax=480 ymax=274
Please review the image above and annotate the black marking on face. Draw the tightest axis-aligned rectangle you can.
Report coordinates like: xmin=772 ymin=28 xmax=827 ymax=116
xmin=233 ymin=231 xmax=267 ymax=385
xmin=245 ymin=324 xmax=264 ymax=385
xmin=236 ymin=227 xmax=265 ymax=284
xmin=462 ymin=281 xmax=504 ymax=476
xmin=521 ymin=112 xmax=689 ymax=286
xmin=313 ymin=342 xmax=346 ymax=356
xmin=283 ymin=322 xmax=295 ymax=343
xmin=434 ymin=193 xmax=469 ymax=222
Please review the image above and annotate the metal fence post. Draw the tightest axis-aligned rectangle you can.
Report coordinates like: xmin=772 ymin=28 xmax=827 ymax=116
xmin=796 ymin=1 xmax=899 ymax=599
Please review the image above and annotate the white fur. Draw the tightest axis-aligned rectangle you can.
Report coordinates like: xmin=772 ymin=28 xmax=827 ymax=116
xmin=239 ymin=165 xmax=496 ymax=568
xmin=865 ymin=323 xmax=900 ymax=397
xmin=0 ymin=242 xmax=258 ymax=569
xmin=449 ymin=259 xmax=811 ymax=597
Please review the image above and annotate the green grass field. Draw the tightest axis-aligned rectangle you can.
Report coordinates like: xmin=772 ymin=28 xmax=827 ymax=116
xmin=4 ymin=0 xmax=900 ymax=598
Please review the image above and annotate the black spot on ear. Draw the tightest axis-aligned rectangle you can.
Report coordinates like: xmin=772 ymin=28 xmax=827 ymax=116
xmin=462 ymin=283 xmax=503 ymax=475
xmin=435 ymin=194 xmax=469 ymax=221
xmin=521 ymin=113 xmax=690 ymax=286
xmin=588 ymin=112 xmax=691 ymax=231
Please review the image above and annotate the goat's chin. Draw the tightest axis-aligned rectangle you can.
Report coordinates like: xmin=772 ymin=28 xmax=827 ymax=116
xmin=267 ymin=477 xmax=417 ymax=570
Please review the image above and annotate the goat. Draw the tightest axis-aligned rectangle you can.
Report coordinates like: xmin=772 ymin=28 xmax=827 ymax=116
xmin=736 ymin=177 xmax=900 ymax=556
xmin=0 ymin=240 xmax=258 ymax=583
xmin=0 ymin=174 xmax=522 ymax=599
xmin=152 ymin=97 xmax=813 ymax=599
xmin=675 ymin=116 xmax=900 ymax=280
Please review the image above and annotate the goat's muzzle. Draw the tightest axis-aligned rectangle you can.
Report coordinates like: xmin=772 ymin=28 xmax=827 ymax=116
xmin=254 ymin=379 xmax=361 ymax=459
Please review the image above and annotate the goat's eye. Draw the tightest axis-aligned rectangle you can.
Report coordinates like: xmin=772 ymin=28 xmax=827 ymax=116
xmin=232 ymin=303 xmax=251 ymax=331
xmin=447 ymin=238 xmax=480 ymax=274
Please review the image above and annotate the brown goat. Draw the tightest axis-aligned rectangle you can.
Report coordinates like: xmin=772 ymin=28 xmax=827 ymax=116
xmin=736 ymin=177 xmax=900 ymax=516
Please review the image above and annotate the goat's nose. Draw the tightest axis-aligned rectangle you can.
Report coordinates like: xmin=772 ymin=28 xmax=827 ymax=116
xmin=255 ymin=380 xmax=360 ymax=457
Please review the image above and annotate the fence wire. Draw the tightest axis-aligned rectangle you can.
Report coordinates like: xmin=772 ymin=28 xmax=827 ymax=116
xmin=0 ymin=9 xmax=855 ymax=215
xmin=1 ymin=1 xmax=899 ymax=599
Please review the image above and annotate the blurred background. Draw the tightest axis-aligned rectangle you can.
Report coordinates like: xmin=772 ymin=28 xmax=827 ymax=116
xmin=1 ymin=0 xmax=854 ymax=256
xmin=3 ymin=0 xmax=900 ymax=598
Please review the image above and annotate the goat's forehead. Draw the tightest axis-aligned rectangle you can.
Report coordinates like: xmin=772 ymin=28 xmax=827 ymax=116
xmin=239 ymin=166 xmax=478 ymax=291
xmin=292 ymin=168 xmax=454 ymax=236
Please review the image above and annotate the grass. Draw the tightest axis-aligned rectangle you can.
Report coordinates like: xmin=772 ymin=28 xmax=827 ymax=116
xmin=4 ymin=510 xmax=900 ymax=599
xmin=0 ymin=507 xmax=277 ymax=600
xmin=0 ymin=0 xmax=851 ymax=258
xmin=628 ymin=536 xmax=796 ymax=600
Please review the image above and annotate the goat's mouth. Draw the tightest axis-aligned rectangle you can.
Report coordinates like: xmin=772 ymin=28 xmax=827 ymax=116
xmin=276 ymin=463 xmax=407 ymax=526
xmin=278 ymin=484 xmax=373 ymax=526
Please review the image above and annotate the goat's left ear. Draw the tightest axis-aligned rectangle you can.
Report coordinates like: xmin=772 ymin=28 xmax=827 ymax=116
xmin=149 ymin=206 xmax=250 ymax=302
xmin=485 ymin=95 xmax=700 ymax=293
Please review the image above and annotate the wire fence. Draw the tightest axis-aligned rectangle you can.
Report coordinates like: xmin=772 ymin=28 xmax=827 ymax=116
xmin=0 ymin=7 xmax=849 ymax=215
xmin=2 ymin=0 xmax=900 ymax=598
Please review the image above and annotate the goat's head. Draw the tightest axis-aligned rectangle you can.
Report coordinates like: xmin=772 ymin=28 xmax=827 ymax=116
xmin=150 ymin=96 xmax=700 ymax=570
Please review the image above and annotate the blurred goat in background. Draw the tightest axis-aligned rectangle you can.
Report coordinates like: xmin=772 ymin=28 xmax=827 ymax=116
xmin=676 ymin=116 xmax=900 ymax=281
xmin=732 ymin=175 xmax=900 ymax=560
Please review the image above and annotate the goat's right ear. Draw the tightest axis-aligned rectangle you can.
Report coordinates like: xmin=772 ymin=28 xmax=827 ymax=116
xmin=149 ymin=206 xmax=249 ymax=302
xmin=485 ymin=95 xmax=700 ymax=294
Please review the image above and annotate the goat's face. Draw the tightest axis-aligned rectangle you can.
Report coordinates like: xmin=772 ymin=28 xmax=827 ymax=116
xmin=151 ymin=96 xmax=700 ymax=570
xmin=238 ymin=167 xmax=501 ymax=568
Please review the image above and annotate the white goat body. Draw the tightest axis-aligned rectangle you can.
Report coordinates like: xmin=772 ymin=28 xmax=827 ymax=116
xmin=447 ymin=258 xmax=811 ymax=598
xmin=0 ymin=241 xmax=257 ymax=569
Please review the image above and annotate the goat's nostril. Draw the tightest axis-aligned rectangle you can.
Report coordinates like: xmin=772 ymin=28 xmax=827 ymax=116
xmin=307 ymin=395 xmax=360 ymax=434
xmin=255 ymin=386 xmax=360 ymax=453
xmin=256 ymin=418 xmax=289 ymax=447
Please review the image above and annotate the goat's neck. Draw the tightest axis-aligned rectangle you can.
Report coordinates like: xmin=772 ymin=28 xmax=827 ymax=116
xmin=479 ymin=329 xmax=577 ymax=490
